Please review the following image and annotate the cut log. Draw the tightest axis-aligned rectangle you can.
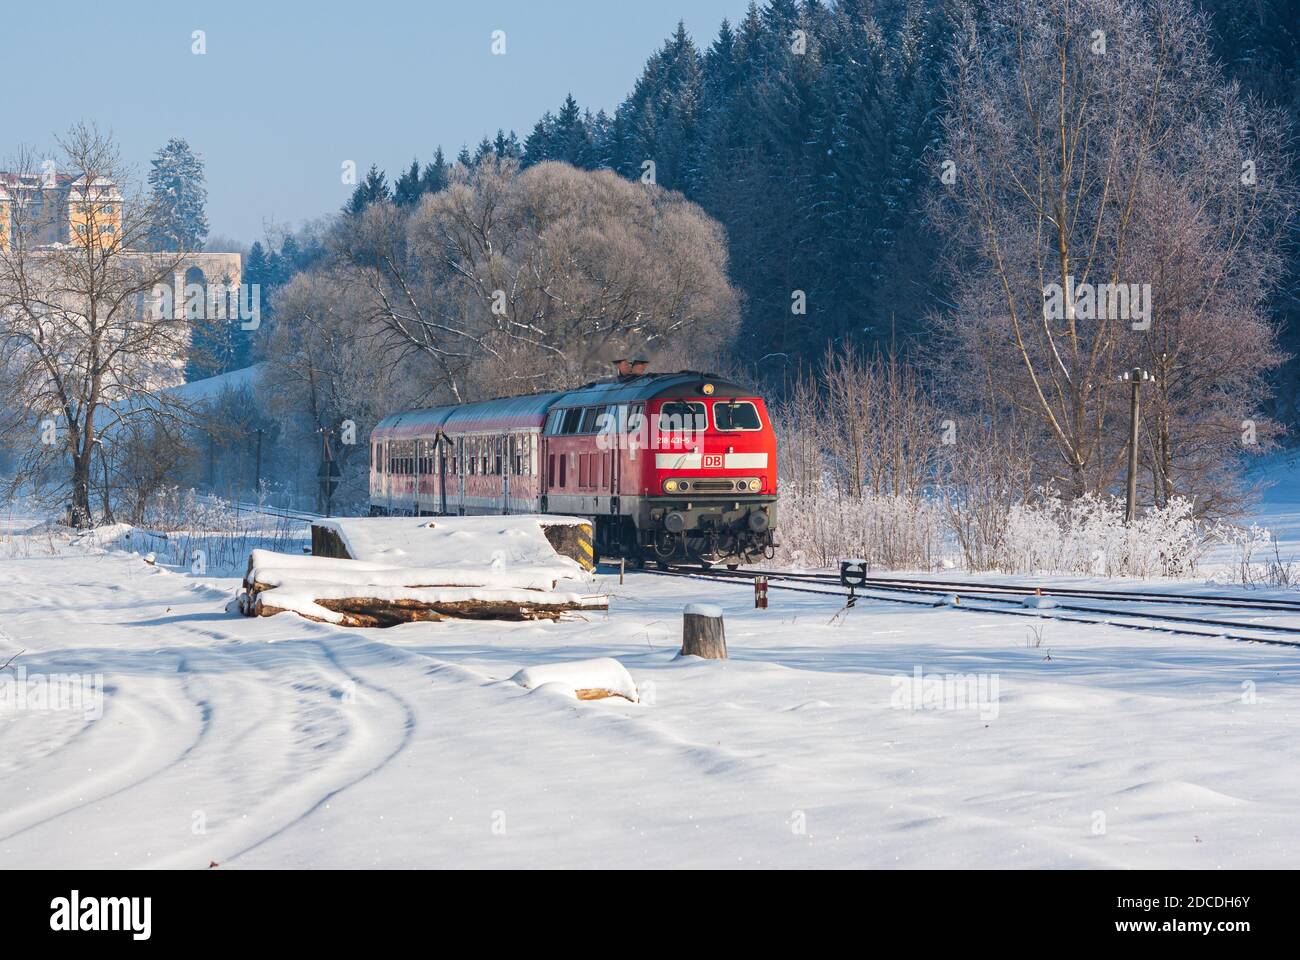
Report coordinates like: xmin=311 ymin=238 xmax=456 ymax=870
xmin=239 ymin=547 xmax=604 ymax=628
xmin=310 ymin=524 xmax=352 ymax=559
xmin=243 ymin=585 xmax=598 ymax=627
xmin=681 ymin=603 xmax=727 ymax=659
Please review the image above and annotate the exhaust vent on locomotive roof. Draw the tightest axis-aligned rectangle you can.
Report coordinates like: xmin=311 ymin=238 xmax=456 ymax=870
xmin=613 ymin=358 xmax=651 ymax=378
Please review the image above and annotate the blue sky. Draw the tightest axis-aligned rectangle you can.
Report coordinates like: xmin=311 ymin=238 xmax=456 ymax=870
xmin=4 ymin=0 xmax=753 ymax=244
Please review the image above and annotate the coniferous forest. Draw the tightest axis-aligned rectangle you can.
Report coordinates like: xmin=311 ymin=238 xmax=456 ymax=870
xmin=329 ymin=0 xmax=1298 ymax=420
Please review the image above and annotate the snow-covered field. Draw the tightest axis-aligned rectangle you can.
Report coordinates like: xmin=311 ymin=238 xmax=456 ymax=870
xmin=3 ymin=496 xmax=1300 ymax=869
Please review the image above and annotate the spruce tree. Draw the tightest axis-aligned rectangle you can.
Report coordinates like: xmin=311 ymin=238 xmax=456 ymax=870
xmin=393 ymin=158 xmax=423 ymax=207
xmin=344 ymin=164 xmax=390 ymax=215
xmin=420 ymin=147 xmax=450 ymax=194
xmin=146 ymin=137 xmax=209 ymax=251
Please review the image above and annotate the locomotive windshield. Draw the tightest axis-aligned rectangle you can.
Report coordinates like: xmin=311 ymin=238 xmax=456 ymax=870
xmin=714 ymin=400 xmax=762 ymax=431
xmin=658 ymin=401 xmax=707 ymax=433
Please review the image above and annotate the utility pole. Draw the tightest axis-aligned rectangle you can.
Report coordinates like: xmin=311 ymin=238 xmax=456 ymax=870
xmin=1119 ymin=367 xmax=1152 ymax=524
xmin=253 ymin=428 xmax=264 ymax=495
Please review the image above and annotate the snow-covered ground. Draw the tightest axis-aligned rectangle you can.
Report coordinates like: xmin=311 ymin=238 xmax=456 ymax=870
xmin=3 ymin=501 xmax=1300 ymax=868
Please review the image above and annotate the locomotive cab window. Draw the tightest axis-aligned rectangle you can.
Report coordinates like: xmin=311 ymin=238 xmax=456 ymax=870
xmin=714 ymin=400 xmax=762 ymax=431
xmin=658 ymin=401 xmax=707 ymax=434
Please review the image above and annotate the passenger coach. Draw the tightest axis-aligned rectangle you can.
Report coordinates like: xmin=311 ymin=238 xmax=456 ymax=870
xmin=369 ymin=363 xmax=778 ymax=566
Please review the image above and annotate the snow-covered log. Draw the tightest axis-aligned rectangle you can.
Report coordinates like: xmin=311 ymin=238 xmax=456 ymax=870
xmin=239 ymin=549 xmax=605 ymax=628
xmin=510 ymin=658 xmax=639 ymax=702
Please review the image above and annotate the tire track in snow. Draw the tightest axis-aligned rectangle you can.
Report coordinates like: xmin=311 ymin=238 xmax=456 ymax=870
xmin=0 ymin=650 xmax=214 ymax=846
xmin=167 ymin=630 xmax=419 ymax=867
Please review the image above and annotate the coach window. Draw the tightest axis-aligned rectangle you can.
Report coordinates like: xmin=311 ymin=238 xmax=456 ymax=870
xmin=560 ymin=408 xmax=582 ymax=434
xmin=578 ymin=406 xmax=603 ymax=434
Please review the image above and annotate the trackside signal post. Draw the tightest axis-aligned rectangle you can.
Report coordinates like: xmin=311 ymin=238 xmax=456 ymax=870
xmin=318 ymin=428 xmax=341 ymax=517
xmin=840 ymin=558 xmax=868 ymax=607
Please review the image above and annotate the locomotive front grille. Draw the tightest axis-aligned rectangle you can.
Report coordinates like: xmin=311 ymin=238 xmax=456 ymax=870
xmin=690 ymin=479 xmax=738 ymax=492
xmin=664 ymin=476 xmax=763 ymax=494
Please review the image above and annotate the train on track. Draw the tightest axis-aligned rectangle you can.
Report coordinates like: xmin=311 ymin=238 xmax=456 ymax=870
xmin=368 ymin=361 xmax=779 ymax=567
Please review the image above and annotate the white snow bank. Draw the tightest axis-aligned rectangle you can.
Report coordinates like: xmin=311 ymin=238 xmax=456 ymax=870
xmin=1022 ymin=594 xmax=1057 ymax=609
xmin=315 ymin=515 xmax=588 ymax=586
xmin=247 ymin=548 xmax=574 ymax=593
xmin=510 ymin=658 xmax=639 ymax=702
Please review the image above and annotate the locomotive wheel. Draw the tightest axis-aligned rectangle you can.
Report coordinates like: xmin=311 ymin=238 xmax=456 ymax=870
xmin=726 ymin=563 xmax=740 ymax=570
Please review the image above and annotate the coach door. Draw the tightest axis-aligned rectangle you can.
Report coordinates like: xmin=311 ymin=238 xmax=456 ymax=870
xmin=437 ymin=433 xmax=448 ymax=515
xmin=605 ymin=406 xmax=619 ymax=514
xmin=501 ymin=434 xmax=510 ymax=514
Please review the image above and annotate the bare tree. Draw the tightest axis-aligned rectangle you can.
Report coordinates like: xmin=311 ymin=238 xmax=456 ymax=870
xmin=929 ymin=0 xmax=1295 ymax=512
xmin=259 ymin=272 xmax=427 ymax=511
xmin=0 ymin=124 xmax=195 ymax=526
xmin=331 ymin=158 xmax=739 ymax=401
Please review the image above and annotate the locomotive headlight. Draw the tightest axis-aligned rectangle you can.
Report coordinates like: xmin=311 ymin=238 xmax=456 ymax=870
xmin=747 ymin=479 xmax=762 ymax=492
xmin=664 ymin=479 xmax=681 ymax=493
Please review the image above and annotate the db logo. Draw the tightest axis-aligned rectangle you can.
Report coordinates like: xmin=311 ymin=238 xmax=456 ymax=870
xmin=703 ymin=454 xmax=723 ymax=468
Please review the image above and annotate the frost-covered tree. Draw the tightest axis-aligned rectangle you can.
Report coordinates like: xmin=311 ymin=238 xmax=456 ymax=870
xmin=146 ymin=137 xmax=209 ymax=252
xmin=323 ymin=159 xmax=739 ymax=401
xmin=928 ymin=0 xmax=1295 ymax=512
xmin=0 ymin=125 xmax=200 ymax=526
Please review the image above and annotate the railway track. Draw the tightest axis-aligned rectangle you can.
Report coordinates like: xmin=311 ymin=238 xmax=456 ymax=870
xmin=226 ymin=500 xmax=324 ymax=525
xmin=635 ymin=564 xmax=1300 ymax=649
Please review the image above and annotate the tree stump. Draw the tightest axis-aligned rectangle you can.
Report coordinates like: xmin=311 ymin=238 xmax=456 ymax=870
xmin=681 ymin=603 xmax=727 ymax=659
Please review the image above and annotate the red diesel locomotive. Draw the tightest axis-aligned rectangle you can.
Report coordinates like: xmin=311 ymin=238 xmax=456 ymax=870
xmin=369 ymin=363 xmax=778 ymax=566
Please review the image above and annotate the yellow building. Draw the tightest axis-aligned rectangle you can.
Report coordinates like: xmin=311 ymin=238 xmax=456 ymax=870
xmin=0 ymin=181 xmax=9 ymax=252
xmin=0 ymin=172 xmax=123 ymax=252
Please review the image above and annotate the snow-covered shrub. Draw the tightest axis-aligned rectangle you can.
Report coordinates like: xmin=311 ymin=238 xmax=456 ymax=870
xmin=1208 ymin=521 xmax=1297 ymax=587
xmin=776 ymin=483 xmax=1216 ymax=579
xmin=775 ymin=485 xmax=946 ymax=570
xmin=122 ymin=487 xmax=306 ymax=576
xmin=992 ymin=492 xmax=1212 ymax=577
